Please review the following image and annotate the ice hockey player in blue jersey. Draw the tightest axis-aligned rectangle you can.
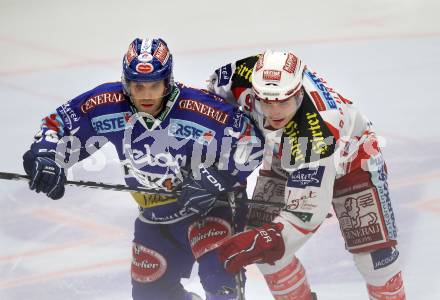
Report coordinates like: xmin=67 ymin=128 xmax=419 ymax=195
xmin=22 ymin=37 xmax=264 ymax=300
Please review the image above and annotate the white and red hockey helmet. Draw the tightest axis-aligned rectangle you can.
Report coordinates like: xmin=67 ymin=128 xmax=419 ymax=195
xmin=252 ymin=50 xmax=305 ymax=101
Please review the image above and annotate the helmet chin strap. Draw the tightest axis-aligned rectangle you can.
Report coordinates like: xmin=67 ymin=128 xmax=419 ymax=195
xmin=292 ymin=88 xmax=304 ymax=116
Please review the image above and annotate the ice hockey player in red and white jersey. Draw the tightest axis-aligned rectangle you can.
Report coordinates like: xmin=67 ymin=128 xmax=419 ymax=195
xmin=208 ymin=51 xmax=406 ymax=299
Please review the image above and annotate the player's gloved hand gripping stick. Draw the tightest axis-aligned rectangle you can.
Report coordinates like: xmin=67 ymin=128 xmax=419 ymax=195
xmin=22 ymin=149 xmax=66 ymax=200
xmin=178 ymin=165 xmax=236 ymax=215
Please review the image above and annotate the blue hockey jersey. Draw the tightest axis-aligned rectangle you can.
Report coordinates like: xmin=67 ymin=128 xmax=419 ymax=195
xmin=30 ymin=82 xmax=264 ymax=223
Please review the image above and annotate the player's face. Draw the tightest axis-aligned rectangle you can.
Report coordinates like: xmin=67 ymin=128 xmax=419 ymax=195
xmin=260 ymin=96 xmax=298 ymax=129
xmin=129 ymin=80 xmax=167 ymax=116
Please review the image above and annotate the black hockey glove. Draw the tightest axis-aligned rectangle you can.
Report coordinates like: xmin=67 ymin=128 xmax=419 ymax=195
xmin=178 ymin=165 xmax=234 ymax=216
xmin=23 ymin=149 xmax=66 ymax=200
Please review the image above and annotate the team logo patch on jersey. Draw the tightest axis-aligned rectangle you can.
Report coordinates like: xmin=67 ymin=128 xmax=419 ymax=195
xmin=369 ymin=159 xmax=397 ymax=240
xmin=309 ymin=91 xmax=327 ymax=111
xmin=291 ymin=211 xmax=314 ymax=223
xmin=168 ymin=118 xmax=216 ymax=145
xmin=371 ymin=247 xmax=399 ymax=270
xmin=131 ymin=243 xmax=167 ymax=283
xmin=231 ymin=56 xmax=259 ymax=89
xmin=91 ymin=112 xmax=131 ymax=133
xmin=333 ymin=187 xmax=390 ymax=252
xmin=249 ymin=175 xmax=284 ymax=227
xmin=287 ymin=166 xmax=325 ymax=189
xmin=188 ymin=217 xmax=231 ymax=259
xmin=215 ymin=64 xmax=232 ymax=87
xmin=58 ymin=101 xmax=80 ymax=130
xmin=232 ymin=111 xmax=243 ymax=129
xmin=282 ymin=98 xmax=335 ymax=166
xmin=305 ymin=70 xmax=337 ymax=110
xmin=80 ymin=92 xmax=126 ymax=113
xmin=285 ymin=190 xmax=318 ymax=211
xmin=178 ymin=99 xmax=229 ymax=125
xmin=131 ymin=192 xmax=177 ymax=208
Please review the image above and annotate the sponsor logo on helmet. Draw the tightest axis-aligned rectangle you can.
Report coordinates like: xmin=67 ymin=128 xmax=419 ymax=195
xmin=153 ymin=41 xmax=169 ymax=66
xmin=168 ymin=118 xmax=216 ymax=145
xmin=136 ymin=63 xmax=154 ymax=73
xmin=140 ymin=38 xmax=153 ymax=54
xmin=178 ymin=99 xmax=229 ymax=125
xmin=131 ymin=243 xmax=167 ymax=283
xmin=262 ymin=69 xmax=282 ymax=81
xmin=283 ymin=53 xmax=298 ymax=74
xmin=255 ymin=55 xmax=264 ymax=72
xmin=138 ymin=52 xmax=153 ymax=62
xmin=126 ymin=42 xmax=137 ymax=65
xmin=80 ymin=92 xmax=125 ymax=113
xmin=262 ymin=92 xmax=280 ymax=97
xmin=91 ymin=112 xmax=132 ymax=133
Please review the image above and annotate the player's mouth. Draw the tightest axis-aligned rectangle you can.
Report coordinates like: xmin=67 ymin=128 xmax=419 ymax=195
xmin=270 ymin=117 xmax=285 ymax=125
xmin=141 ymin=103 xmax=154 ymax=108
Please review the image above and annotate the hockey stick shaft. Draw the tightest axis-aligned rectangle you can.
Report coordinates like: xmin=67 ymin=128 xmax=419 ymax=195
xmin=227 ymin=192 xmax=246 ymax=300
xmin=0 ymin=171 xmax=287 ymax=208
xmin=0 ymin=171 xmax=177 ymax=197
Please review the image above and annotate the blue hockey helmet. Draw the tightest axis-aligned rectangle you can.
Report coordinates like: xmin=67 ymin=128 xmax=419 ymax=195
xmin=122 ymin=38 xmax=174 ymax=95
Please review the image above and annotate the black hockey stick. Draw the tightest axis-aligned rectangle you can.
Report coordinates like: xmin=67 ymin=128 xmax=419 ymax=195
xmin=0 ymin=171 xmax=290 ymax=208
xmin=227 ymin=192 xmax=246 ymax=300
xmin=0 ymin=171 xmax=177 ymax=197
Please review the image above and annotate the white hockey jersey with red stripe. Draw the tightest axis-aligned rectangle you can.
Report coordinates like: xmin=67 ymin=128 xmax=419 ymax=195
xmin=207 ymin=54 xmax=385 ymax=239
